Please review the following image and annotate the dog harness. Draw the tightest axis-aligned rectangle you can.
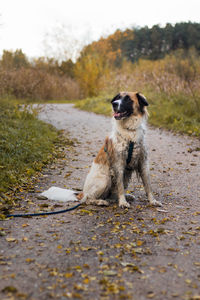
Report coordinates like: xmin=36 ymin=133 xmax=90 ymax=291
xmin=104 ymin=141 xmax=134 ymax=166
xmin=126 ymin=141 xmax=134 ymax=165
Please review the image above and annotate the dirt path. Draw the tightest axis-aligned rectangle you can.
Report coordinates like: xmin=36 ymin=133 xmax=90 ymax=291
xmin=0 ymin=104 xmax=200 ymax=300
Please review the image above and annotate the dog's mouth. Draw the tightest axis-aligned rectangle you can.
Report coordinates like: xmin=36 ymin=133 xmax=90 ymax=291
xmin=113 ymin=111 xmax=130 ymax=120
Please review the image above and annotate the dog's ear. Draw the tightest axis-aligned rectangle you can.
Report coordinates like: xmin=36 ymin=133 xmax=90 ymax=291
xmin=111 ymin=93 xmax=120 ymax=103
xmin=136 ymin=93 xmax=148 ymax=112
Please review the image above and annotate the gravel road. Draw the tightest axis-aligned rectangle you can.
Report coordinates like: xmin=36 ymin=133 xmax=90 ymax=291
xmin=0 ymin=103 xmax=200 ymax=300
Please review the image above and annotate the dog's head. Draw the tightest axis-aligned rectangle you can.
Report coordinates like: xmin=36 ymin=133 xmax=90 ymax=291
xmin=111 ymin=92 xmax=148 ymax=120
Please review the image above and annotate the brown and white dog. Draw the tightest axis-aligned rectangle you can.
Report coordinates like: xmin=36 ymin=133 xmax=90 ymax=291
xmin=42 ymin=92 xmax=162 ymax=208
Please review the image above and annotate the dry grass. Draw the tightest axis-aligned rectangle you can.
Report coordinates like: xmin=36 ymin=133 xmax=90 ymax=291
xmin=0 ymin=67 xmax=81 ymax=101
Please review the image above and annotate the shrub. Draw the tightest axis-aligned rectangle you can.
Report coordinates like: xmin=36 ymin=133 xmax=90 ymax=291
xmin=0 ymin=67 xmax=81 ymax=101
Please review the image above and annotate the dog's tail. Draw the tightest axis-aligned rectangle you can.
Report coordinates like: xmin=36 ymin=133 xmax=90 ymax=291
xmin=40 ymin=187 xmax=83 ymax=202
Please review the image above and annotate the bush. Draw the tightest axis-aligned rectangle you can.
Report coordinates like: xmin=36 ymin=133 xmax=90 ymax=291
xmin=0 ymin=67 xmax=81 ymax=101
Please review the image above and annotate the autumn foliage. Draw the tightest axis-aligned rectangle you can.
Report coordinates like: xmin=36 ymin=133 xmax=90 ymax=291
xmin=0 ymin=50 xmax=80 ymax=101
xmin=1 ymin=22 xmax=200 ymax=119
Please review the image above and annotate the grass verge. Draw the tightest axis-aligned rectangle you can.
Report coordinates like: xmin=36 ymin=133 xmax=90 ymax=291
xmin=0 ymin=99 xmax=65 ymax=212
xmin=75 ymin=93 xmax=200 ymax=136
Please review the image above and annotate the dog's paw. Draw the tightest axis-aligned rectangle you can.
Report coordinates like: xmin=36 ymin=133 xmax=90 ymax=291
xmin=86 ymin=199 xmax=109 ymax=206
xmin=149 ymin=198 xmax=162 ymax=207
xmin=96 ymin=200 xmax=109 ymax=206
xmin=119 ymin=199 xmax=130 ymax=208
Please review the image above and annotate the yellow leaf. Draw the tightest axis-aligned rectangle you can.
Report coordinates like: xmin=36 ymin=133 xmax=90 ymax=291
xmin=22 ymin=224 xmax=29 ymax=227
xmin=136 ymin=240 xmax=144 ymax=246
xmin=64 ymin=273 xmax=73 ymax=278
xmin=185 ymin=279 xmax=192 ymax=284
xmin=74 ymin=265 xmax=82 ymax=270
xmin=83 ymin=278 xmax=89 ymax=284
xmin=114 ymin=243 xmax=122 ymax=249
xmin=167 ymin=248 xmax=179 ymax=252
xmin=158 ymin=267 xmax=166 ymax=273
xmin=193 ymin=212 xmax=200 ymax=216
xmin=6 ymin=237 xmax=16 ymax=242
xmin=25 ymin=258 xmax=35 ymax=263
xmin=50 ymin=270 xmax=58 ymax=276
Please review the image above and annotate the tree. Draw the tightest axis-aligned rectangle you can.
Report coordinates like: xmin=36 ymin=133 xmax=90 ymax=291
xmin=59 ymin=59 xmax=75 ymax=78
xmin=1 ymin=49 xmax=29 ymax=69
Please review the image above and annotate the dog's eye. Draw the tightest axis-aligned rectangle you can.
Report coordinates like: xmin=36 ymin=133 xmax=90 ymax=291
xmin=123 ymin=95 xmax=132 ymax=102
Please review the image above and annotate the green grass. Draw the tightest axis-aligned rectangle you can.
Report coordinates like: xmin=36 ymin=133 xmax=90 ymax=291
xmin=148 ymin=92 xmax=200 ymax=136
xmin=75 ymin=96 xmax=112 ymax=116
xmin=75 ymin=93 xmax=200 ymax=136
xmin=0 ymin=99 xmax=61 ymax=209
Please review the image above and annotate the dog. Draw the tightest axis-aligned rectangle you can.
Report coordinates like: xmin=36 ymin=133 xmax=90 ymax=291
xmin=42 ymin=92 xmax=162 ymax=208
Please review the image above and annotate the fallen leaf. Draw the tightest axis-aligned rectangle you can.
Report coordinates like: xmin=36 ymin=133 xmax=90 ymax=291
xmin=185 ymin=279 xmax=192 ymax=284
xmin=103 ymin=270 xmax=117 ymax=276
xmin=121 ymin=262 xmax=143 ymax=273
xmin=136 ymin=240 xmax=144 ymax=246
xmin=2 ymin=286 xmax=18 ymax=293
xmin=189 ymin=296 xmax=200 ymax=300
xmin=25 ymin=258 xmax=35 ymax=263
xmin=167 ymin=248 xmax=179 ymax=252
xmin=147 ymin=292 xmax=155 ymax=298
xmin=64 ymin=273 xmax=73 ymax=278
xmin=134 ymin=248 xmax=143 ymax=254
xmin=6 ymin=237 xmax=16 ymax=242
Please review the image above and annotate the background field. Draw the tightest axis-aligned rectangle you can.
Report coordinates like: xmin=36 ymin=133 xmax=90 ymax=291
xmin=1 ymin=23 xmax=200 ymax=136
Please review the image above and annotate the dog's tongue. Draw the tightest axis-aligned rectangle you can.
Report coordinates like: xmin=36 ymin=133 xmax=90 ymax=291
xmin=113 ymin=112 xmax=121 ymax=117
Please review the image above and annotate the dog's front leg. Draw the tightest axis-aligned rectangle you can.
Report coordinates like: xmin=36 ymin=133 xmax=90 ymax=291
xmin=116 ymin=170 xmax=130 ymax=208
xmin=139 ymin=163 xmax=162 ymax=206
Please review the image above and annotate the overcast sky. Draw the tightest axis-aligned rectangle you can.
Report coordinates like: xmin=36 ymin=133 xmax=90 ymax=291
xmin=1 ymin=0 xmax=200 ymax=60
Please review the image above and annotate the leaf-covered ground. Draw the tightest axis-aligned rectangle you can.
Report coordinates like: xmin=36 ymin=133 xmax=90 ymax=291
xmin=0 ymin=104 xmax=199 ymax=300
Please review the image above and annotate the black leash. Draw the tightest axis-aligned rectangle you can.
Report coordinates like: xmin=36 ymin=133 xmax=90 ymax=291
xmin=6 ymin=203 xmax=82 ymax=218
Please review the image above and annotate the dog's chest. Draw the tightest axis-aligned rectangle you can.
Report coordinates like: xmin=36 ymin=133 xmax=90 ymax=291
xmin=116 ymin=140 xmax=142 ymax=166
xmin=127 ymin=144 xmax=141 ymax=168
